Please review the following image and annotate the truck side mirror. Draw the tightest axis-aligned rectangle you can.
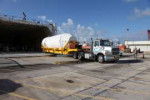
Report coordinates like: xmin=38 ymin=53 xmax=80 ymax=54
xmin=109 ymin=41 xmax=113 ymax=46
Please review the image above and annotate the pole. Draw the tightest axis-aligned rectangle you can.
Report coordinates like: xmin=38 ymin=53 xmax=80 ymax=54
xmin=143 ymin=51 xmax=145 ymax=59
xmin=91 ymin=37 xmax=93 ymax=54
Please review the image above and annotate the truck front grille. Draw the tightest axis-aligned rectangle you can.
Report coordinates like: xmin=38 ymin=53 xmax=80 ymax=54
xmin=112 ymin=48 xmax=119 ymax=55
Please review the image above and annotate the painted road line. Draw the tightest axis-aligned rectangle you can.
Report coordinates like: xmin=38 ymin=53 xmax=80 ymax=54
xmin=26 ymin=77 xmax=150 ymax=96
xmin=22 ymin=83 xmax=113 ymax=100
xmin=32 ymin=77 xmax=150 ymax=96
xmin=31 ymin=77 xmax=107 ymax=87
xmin=15 ymin=81 xmax=114 ymax=100
xmin=74 ymin=93 xmax=113 ymax=100
xmin=95 ymin=86 xmax=150 ymax=96
xmin=15 ymin=76 xmax=150 ymax=98
xmin=0 ymin=68 xmax=17 ymax=72
xmin=15 ymin=74 xmax=150 ymax=97
xmin=0 ymin=90 xmax=37 ymax=100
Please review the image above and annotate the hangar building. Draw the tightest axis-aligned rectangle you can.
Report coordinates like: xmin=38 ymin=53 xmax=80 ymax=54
xmin=125 ymin=41 xmax=150 ymax=52
xmin=0 ymin=15 xmax=56 ymax=52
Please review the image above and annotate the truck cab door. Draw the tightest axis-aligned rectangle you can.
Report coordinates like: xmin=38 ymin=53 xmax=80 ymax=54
xmin=93 ymin=40 xmax=100 ymax=54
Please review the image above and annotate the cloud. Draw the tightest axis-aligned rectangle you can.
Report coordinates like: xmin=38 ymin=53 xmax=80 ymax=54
xmin=129 ymin=7 xmax=150 ymax=20
xmin=57 ymin=18 xmax=108 ymax=42
xmin=130 ymin=31 xmax=147 ymax=41
xmin=124 ymin=0 xmax=139 ymax=3
xmin=67 ymin=19 xmax=73 ymax=26
xmin=128 ymin=16 xmax=135 ymax=21
xmin=58 ymin=19 xmax=97 ymax=41
xmin=57 ymin=18 xmax=148 ymax=44
xmin=37 ymin=16 xmax=53 ymax=23
xmin=58 ymin=18 xmax=74 ymax=34
xmin=37 ymin=16 xmax=46 ymax=20
xmin=134 ymin=7 xmax=150 ymax=18
xmin=47 ymin=20 xmax=53 ymax=23
xmin=62 ymin=18 xmax=73 ymax=28
xmin=76 ymin=24 xmax=95 ymax=41
xmin=94 ymin=23 xmax=98 ymax=26
xmin=57 ymin=26 xmax=65 ymax=34
xmin=116 ymin=30 xmax=148 ymax=43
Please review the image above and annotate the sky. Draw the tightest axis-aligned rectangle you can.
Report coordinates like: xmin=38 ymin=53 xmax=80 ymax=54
xmin=0 ymin=0 xmax=150 ymax=43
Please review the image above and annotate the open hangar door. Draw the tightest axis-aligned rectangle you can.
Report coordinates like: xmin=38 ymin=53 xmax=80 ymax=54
xmin=0 ymin=19 xmax=53 ymax=52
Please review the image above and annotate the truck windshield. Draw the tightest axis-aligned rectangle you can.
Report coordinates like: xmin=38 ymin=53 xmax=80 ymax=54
xmin=100 ymin=40 xmax=110 ymax=46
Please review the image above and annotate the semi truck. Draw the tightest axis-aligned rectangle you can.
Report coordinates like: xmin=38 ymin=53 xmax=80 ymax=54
xmin=41 ymin=34 xmax=120 ymax=63
xmin=73 ymin=39 xmax=120 ymax=63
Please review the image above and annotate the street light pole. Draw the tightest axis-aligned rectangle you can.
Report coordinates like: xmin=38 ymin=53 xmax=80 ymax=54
xmin=126 ymin=28 xmax=129 ymax=48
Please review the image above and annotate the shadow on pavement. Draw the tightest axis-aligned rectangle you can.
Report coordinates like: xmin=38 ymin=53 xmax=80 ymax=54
xmin=0 ymin=79 xmax=22 ymax=95
xmin=120 ymin=54 xmax=134 ymax=58
xmin=117 ymin=59 xmax=143 ymax=64
xmin=55 ymin=60 xmax=93 ymax=65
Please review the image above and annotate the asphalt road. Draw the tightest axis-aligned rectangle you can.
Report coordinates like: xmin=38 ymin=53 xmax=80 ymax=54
xmin=0 ymin=53 xmax=150 ymax=100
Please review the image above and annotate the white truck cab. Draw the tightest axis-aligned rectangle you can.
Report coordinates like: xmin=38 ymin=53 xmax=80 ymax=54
xmin=74 ymin=39 xmax=120 ymax=63
xmin=93 ymin=39 xmax=120 ymax=63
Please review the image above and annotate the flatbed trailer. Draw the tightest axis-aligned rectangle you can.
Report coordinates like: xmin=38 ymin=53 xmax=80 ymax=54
xmin=42 ymin=41 xmax=81 ymax=55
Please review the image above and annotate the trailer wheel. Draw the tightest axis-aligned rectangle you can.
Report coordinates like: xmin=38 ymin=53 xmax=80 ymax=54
xmin=78 ymin=53 xmax=83 ymax=60
xmin=50 ymin=54 xmax=57 ymax=57
xmin=97 ymin=54 xmax=104 ymax=63
xmin=73 ymin=53 xmax=78 ymax=59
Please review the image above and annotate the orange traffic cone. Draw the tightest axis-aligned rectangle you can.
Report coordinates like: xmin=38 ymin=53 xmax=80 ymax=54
xmin=143 ymin=51 xmax=145 ymax=59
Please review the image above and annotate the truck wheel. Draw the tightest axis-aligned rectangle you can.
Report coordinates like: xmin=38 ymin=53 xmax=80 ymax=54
xmin=78 ymin=53 xmax=83 ymax=60
xmin=97 ymin=54 xmax=104 ymax=63
xmin=51 ymin=54 xmax=57 ymax=56
xmin=114 ymin=59 xmax=119 ymax=63
xmin=73 ymin=53 xmax=78 ymax=59
xmin=111 ymin=60 xmax=116 ymax=63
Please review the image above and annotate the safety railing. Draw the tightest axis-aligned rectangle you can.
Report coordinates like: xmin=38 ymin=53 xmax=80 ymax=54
xmin=0 ymin=13 xmax=51 ymax=26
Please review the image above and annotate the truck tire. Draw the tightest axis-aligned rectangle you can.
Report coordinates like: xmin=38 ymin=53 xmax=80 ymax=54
xmin=111 ymin=60 xmax=116 ymax=63
xmin=97 ymin=54 xmax=104 ymax=63
xmin=114 ymin=59 xmax=119 ymax=63
xmin=73 ymin=53 xmax=78 ymax=59
xmin=78 ymin=53 xmax=83 ymax=60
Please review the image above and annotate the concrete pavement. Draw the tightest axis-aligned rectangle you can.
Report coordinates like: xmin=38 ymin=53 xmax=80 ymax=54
xmin=0 ymin=53 xmax=149 ymax=100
